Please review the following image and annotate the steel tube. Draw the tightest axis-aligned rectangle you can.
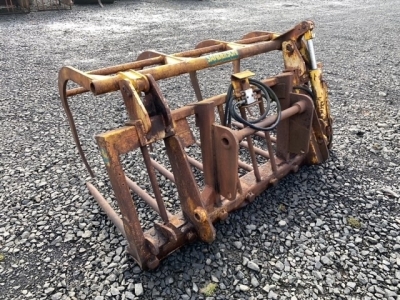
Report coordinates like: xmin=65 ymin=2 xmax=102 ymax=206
xmin=86 ymin=182 xmax=126 ymax=238
xmin=187 ymin=156 xmax=204 ymax=171
xmin=235 ymin=101 xmax=306 ymax=141
xmin=235 ymin=34 xmax=273 ymax=45
xmin=240 ymin=141 xmax=270 ymax=158
xmin=238 ymin=160 xmax=253 ymax=172
xmin=150 ymin=159 xmax=175 ymax=183
xmin=90 ymin=56 xmax=165 ymax=75
xmin=89 ymin=40 xmax=282 ymax=95
xmin=307 ymin=39 xmax=318 ymax=70
xmin=125 ymin=177 xmax=173 ymax=219
xmin=67 ymin=37 xmax=273 ymax=99
xmin=232 ymin=121 xmax=277 ymax=142
xmin=264 ymin=131 xmax=278 ymax=173
xmin=66 ymin=56 xmax=165 ymax=97
xmin=174 ymin=44 xmax=225 ymax=58
xmin=66 ymin=44 xmax=225 ymax=97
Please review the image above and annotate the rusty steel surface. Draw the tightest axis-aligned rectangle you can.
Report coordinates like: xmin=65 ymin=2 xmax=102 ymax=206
xmin=59 ymin=20 xmax=333 ymax=269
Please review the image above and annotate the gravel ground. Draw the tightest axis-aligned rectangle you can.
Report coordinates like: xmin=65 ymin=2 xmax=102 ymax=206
xmin=1 ymin=0 xmax=400 ymax=299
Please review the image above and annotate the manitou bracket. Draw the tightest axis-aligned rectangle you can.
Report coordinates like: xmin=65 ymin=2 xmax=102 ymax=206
xmin=59 ymin=20 xmax=332 ymax=269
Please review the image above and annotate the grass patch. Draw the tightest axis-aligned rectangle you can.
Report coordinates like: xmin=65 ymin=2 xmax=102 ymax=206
xmin=347 ymin=217 xmax=361 ymax=229
xmin=200 ymin=282 xmax=217 ymax=297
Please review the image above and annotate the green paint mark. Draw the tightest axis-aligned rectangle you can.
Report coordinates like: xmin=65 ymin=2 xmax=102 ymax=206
xmin=100 ymin=148 xmax=110 ymax=167
xmin=206 ymin=50 xmax=239 ymax=66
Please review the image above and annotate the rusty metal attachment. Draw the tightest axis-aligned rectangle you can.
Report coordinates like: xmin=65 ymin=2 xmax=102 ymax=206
xmin=74 ymin=0 xmax=113 ymax=7
xmin=0 ymin=0 xmax=29 ymax=13
xmin=59 ymin=20 xmax=332 ymax=270
xmin=31 ymin=0 xmax=72 ymax=11
xmin=0 ymin=0 xmax=72 ymax=14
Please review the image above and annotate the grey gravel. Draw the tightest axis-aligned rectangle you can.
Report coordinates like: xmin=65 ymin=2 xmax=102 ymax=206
xmin=239 ymin=284 xmax=250 ymax=292
xmin=347 ymin=282 xmax=357 ymax=289
xmin=320 ymin=255 xmax=333 ymax=265
xmin=247 ymin=260 xmax=260 ymax=272
xmin=51 ymin=292 xmax=63 ymax=300
xmin=271 ymin=274 xmax=280 ymax=282
xmin=268 ymin=290 xmax=278 ymax=299
xmin=110 ymin=286 xmax=120 ymax=296
xmin=262 ymin=284 xmax=271 ymax=293
xmin=233 ymin=241 xmax=243 ymax=249
xmin=134 ymin=283 xmax=143 ymax=296
xmin=278 ymin=220 xmax=287 ymax=227
xmin=275 ymin=261 xmax=284 ymax=271
xmin=250 ymin=275 xmax=259 ymax=287
xmin=1 ymin=0 xmax=399 ymax=299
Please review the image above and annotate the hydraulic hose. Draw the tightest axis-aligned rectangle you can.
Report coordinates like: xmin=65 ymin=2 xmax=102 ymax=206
xmin=223 ymin=78 xmax=281 ymax=131
xmin=293 ymin=85 xmax=315 ymax=100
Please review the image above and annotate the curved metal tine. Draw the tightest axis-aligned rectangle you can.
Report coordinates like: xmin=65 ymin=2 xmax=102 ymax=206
xmin=174 ymin=44 xmax=224 ymax=58
xmin=240 ymin=31 xmax=275 ymax=40
xmin=189 ymin=71 xmax=203 ymax=101
xmin=59 ymin=67 xmax=96 ymax=177
xmin=195 ymin=39 xmax=226 ymax=50
xmin=136 ymin=50 xmax=167 ymax=69
xmin=189 ymin=40 xmax=226 ymax=101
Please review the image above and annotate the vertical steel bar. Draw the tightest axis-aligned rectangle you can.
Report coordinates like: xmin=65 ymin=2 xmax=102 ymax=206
xmin=164 ymin=135 xmax=216 ymax=243
xmin=307 ymin=39 xmax=318 ymax=70
xmin=189 ymin=71 xmax=203 ymax=101
xmin=275 ymin=73 xmax=293 ymax=161
xmin=244 ymin=135 xmax=261 ymax=181
xmin=196 ymin=140 xmax=253 ymax=171
xmin=217 ymin=104 xmax=226 ymax=124
xmin=140 ymin=146 xmax=170 ymax=223
xmin=195 ymin=103 xmax=217 ymax=206
xmin=95 ymin=136 xmax=155 ymax=268
xmin=256 ymin=86 xmax=278 ymax=173
xmin=232 ymin=60 xmax=241 ymax=73
xmin=264 ymin=131 xmax=278 ymax=173
xmin=239 ymin=107 xmax=261 ymax=181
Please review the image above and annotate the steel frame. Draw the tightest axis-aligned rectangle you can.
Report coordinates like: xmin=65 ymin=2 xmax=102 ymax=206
xmin=58 ymin=20 xmax=332 ymax=269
